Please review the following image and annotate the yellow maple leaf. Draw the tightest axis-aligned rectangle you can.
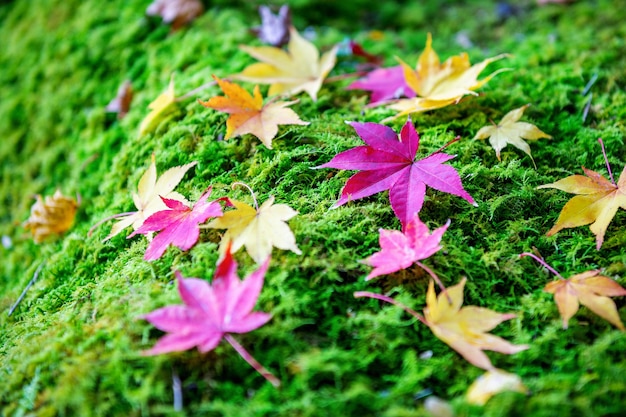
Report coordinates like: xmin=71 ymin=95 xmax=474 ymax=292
xmin=544 ymin=270 xmax=626 ymax=330
xmin=139 ymin=76 xmax=178 ymax=136
xmin=537 ymin=156 xmax=626 ymax=249
xmin=474 ymin=104 xmax=551 ymax=164
xmin=206 ymin=194 xmax=301 ymax=264
xmin=100 ymin=154 xmax=196 ymax=241
xmin=199 ymin=76 xmax=309 ymax=149
xmin=424 ymin=278 xmax=529 ymax=370
xmin=24 ymin=190 xmax=78 ymax=243
xmin=387 ymin=33 xmax=509 ymax=119
xmin=234 ymin=27 xmax=338 ymax=101
xmin=466 ymin=369 xmax=528 ymax=406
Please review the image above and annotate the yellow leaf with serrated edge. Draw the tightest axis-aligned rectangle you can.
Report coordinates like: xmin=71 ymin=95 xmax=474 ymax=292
xmin=234 ymin=27 xmax=337 ymax=101
xmin=139 ymin=76 xmax=177 ymax=136
xmin=206 ymin=196 xmax=301 ymax=263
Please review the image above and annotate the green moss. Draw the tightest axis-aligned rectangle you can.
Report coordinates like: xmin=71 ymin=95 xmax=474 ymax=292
xmin=2 ymin=0 xmax=626 ymax=415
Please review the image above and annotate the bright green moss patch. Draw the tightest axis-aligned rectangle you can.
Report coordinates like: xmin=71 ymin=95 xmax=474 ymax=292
xmin=2 ymin=0 xmax=626 ymax=416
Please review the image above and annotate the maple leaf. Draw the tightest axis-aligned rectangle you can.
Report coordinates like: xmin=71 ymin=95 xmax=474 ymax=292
xmin=521 ymin=252 xmax=626 ymax=330
xmin=128 ymin=188 xmax=223 ymax=261
xmin=355 ymin=278 xmax=528 ymax=370
xmin=206 ymin=185 xmax=301 ymax=264
xmin=141 ymin=248 xmax=280 ymax=386
xmin=24 ymin=190 xmax=78 ymax=243
xmin=146 ymin=0 xmax=204 ymax=30
xmin=347 ymin=65 xmax=416 ymax=105
xmin=105 ymin=80 xmax=133 ymax=119
xmin=316 ymin=120 xmax=475 ymax=228
xmin=474 ymin=104 xmax=551 ymax=164
xmin=466 ymin=369 xmax=528 ymax=405
xmin=386 ymin=33 xmax=508 ymax=119
xmin=97 ymin=155 xmax=196 ymax=242
xmin=363 ymin=214 xmax=449 ymax=280
xmin=234 ymin=27 xmax=338 ymax=101
xmin=252 ymin=5 xmax=291 ymax=47
xmin=537 ymin=139 xmax=626 ymax=249
xmin=198 ymin=76 xmax=309 ymax=149
xmin=139 ymin=76 xmax=178 ymax=136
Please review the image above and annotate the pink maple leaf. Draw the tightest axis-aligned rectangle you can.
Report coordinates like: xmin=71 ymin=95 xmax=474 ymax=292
xmin=364 ymin=214 xmax=450 ymax=280
xmin=316 ymin=120 xmax=475 ymax=228
xmin=141 ymin=248 xmax=280 ymax=386
xmin=347 ymin=66 xmax=416 ymax=105
xmin=128 ymin=188 xmax=223 ymax=261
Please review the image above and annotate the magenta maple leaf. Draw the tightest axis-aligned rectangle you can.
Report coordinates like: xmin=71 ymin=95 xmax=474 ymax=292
xmin=364 ymin=214 xmax=450 ymax=280
xmin=128 ymin=188 xmax=223 ymax=261
xmin=141 ymin=248 xmax=280 ymax=386
xmin=317 ymin=120 xmax=475 ymax=228
xmin=347 ymin=66 xmax=416 ymax=105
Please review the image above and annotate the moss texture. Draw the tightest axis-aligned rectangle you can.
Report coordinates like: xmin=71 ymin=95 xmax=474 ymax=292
xmin=1 ymin=0 xmax=626 ymax=416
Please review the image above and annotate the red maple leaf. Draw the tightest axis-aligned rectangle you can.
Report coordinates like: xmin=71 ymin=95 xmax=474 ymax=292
xmin=363 ymin=214 xmax=449 ymax=280
xmin=141 ymin=248 xmax=280 ymax=386
xmin=347 ymin=66 xmax=415 ymax=105
xmin=317 ymin=120 xmax=475 ymax=228
xmin=128 ymin=188 xmax=223 ymax=261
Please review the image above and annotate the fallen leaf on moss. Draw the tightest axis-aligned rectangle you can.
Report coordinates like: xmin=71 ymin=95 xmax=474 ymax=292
xmin=466 ymin=369 xmax=528 ymax=405
xmin=537 ymin=139 xmax=626 ymax=249
xmin=146 ymin=0 xmax=204 ymax=30
xmin=99 ymin=154 xmax=196 ymax=241
xmin=24 ymin=190 xmax=78 ymax=243
xmin=105 ymin=80 xmax=133 ymax=119
xmin=128 ymin=188 xmax=223 ymax=261
xmin=206 ymin=185 xmax=301 ymax=264
xmin=235 ymin=27 xmax=338 ymax=101
xmin=139 ymin=76 xmax=177 ymax=136
xmin=252 ymin=5 xmax=291 ymax=46
xmin=199 ymin=76 xmax=308 ymax=149
xmin=316 ymin=120 xmax=475 ymax=228
xmin=474 ymin=104 xmax=551 ymax=164
xmin=141 ymin=247 xmax=280 ymax=386
xmin=386 ymin=33 xmax=508 ymax=119
xmin=347 ymin=65 xmax=415 ymax=105
xmin=363 ymin=214 xmax=449 ymax=280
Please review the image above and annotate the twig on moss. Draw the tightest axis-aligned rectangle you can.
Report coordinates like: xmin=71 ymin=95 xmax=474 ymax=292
xmin=8 ymin=262 xmax=45 ymax=316
xmin=172 ymin=369 xmax=183 ymax=411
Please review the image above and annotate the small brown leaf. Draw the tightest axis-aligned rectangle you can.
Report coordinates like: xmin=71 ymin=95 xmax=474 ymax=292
xmin=24 ymin=190 xmax=78 ymax=243
xmin=106 ymin=80 xmax=133 ymax=119
xmin=146 ymin=0 xmax=204 ymax=30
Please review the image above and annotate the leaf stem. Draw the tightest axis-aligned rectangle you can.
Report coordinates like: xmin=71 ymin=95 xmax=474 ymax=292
xmin=177 ymin=80 xmax=218 ymax=101
xmin=598 ymin=138 xmax=616 ymax=185
xmin=354 ymin=291 xmax=427 ymax=325
xmin=519 ymin=252 xmax=564 ymax=280
xmin=9 ymin=262 xmax=45 ymax=316
xmin=432 ymin=136 xmax=461 ymax=155
xmin=415 ymin=262 xmax=451 ymax=304
xmin=324 ymin=71 xmax=368 ymax=84
xmin=225 ymin=334 xmax=281 ymax=387
xmin=87 ymin=212 xmax=137 ymax=237
xmin=232 ymin=182 xmax=259 ymax=211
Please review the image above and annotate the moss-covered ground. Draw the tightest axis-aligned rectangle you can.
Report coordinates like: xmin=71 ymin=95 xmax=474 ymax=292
xmin=2 ymin=0 xmax=626 ymax=415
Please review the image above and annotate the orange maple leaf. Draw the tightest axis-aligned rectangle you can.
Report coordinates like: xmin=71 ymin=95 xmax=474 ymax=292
xmin=537 ymin=140 xmax=626 ymax=249
xmin=386 ymin=33 xmax=508 ymax=120
xmin=24 ymin=190 xmax=78 ymax=243
xmin=544 ymin=270 xmax=626 ymax=330
xmin=199 ymin=76 xmax=308 ymax=149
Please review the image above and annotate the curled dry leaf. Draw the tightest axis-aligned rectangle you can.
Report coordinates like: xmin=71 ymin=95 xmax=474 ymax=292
xmin=252 ymin=5 xmax=291 ymax=47
xmin=128 ymin=188 xmax=223 ymax=261
xmin=105 ymin=80 xmax=133 ymax=119
xmin=139 ymin=76 xmax=177 ymax=136
xmin=537 ymin=140 xmax=626 ymax=249
xmin=101 ymin=154 xmax=196 ymax=241
xmin=387 ymin=33 xmax=509 ymax=120
xmin=474 ymin=104 xmax=551 ymax=164
xmin=206 ymin=195 xmax=301 ymax=264
xmin=141 ymin=248 xmax=280 ymax=386
xmin=235 ymin=27 xmax=338 ymax=101
xmin=466 ymin=369 xmax=528 ymax=405
xmin=146 ymin=0 xmax=204 ymax=30
xmin=24 ymin=190 xmax=78 ymax=243
xmin=363 ymin=214 xmax=449 ymax=280
xmin=199 ymin=76 xmax=308 ymax=149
